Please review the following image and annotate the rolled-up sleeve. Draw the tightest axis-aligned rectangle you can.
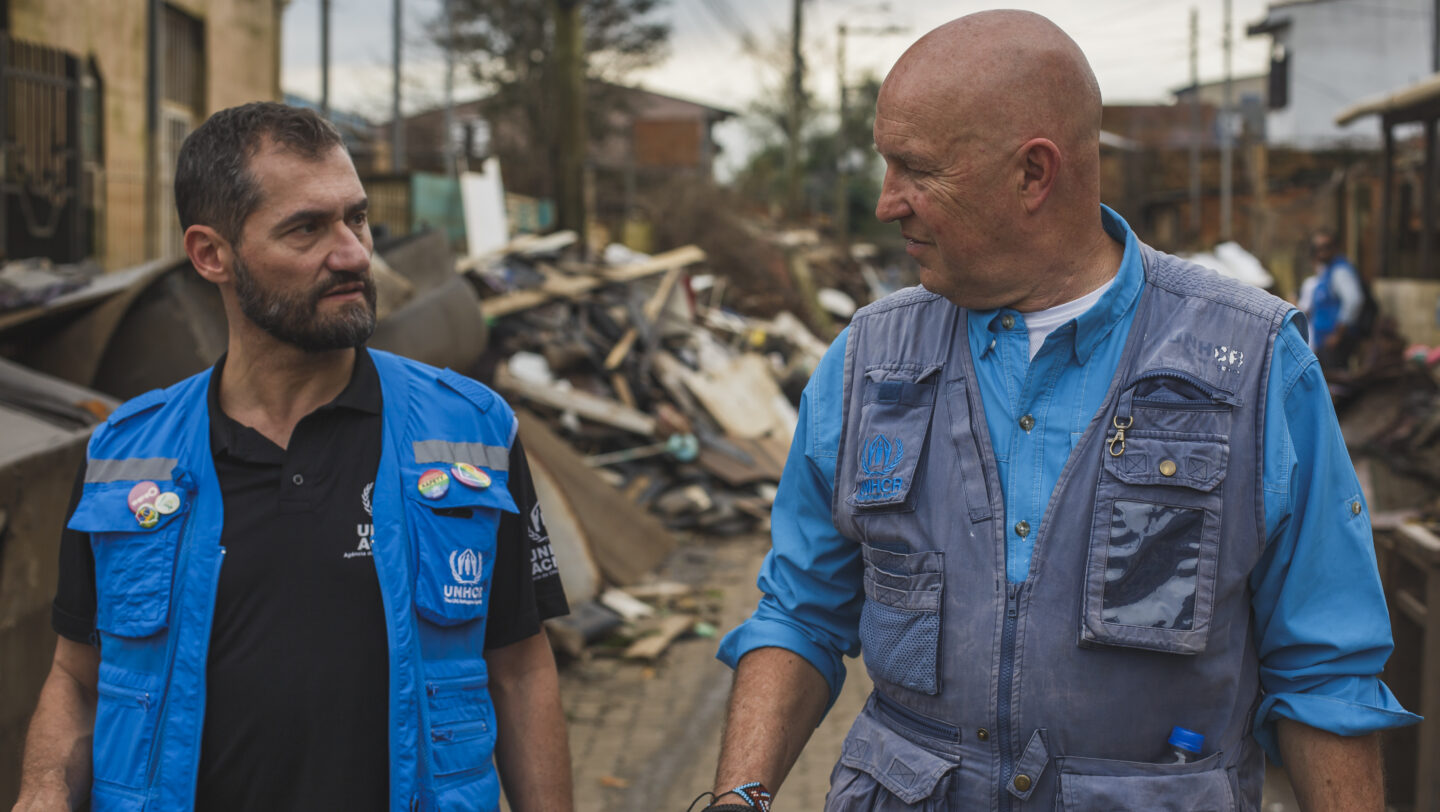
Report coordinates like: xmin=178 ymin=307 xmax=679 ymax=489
xmin=716 ymin=328 xmax=864 ymax=713
xmin=1251 ymin=314 xmax=1420 ymax=763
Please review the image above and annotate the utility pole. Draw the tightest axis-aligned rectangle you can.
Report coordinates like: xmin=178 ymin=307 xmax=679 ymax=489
xmin=443 ymin=0 xmax=457 ymax=178
xmin=320 ymin=0 xmax=331 ymax=117
xmin=391 ymin=0 xmax=405 ymax=171
xmin=785 ymin=0 xmax=804 ymax=222
xmin=835 ymin=23 xmax=848 ymax=248
xmin=1188 ymin=7 xmax=1201 ymax=245
xmin=1433 ymin=0 xmax=1439 ymax=72
xmin=553 ymin=0 xmax=587 ymax=243
xmin=1220 ymin=0 xmax=1233 ymax=242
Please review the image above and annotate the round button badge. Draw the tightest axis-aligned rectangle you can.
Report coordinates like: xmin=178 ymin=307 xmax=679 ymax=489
xmin=136 ymin=504 xmax=161 ymax=529
xmin=450 ymin=462 xmax=492 ymax=490
xmin=418 ymin=469 xmax=451 ymax=500
xmin=154 ymin=491 xmax=182 ymax=515
xmin=127 ymin=480 xmax=161 ymax=513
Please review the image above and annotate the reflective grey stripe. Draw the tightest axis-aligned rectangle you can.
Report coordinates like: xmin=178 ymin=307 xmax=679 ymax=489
xmin=85 ymin=457 xmax=178 ymax=483
xmin=412 ymin=441 xmax=509 ymax=471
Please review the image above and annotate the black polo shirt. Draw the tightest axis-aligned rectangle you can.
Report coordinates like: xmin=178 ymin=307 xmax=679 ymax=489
xmin=53 ymin=348 xmax=567 ymax=811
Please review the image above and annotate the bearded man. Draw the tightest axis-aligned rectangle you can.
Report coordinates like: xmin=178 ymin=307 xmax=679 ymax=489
xmin=13 ymin=102 xmax=573 ymax=812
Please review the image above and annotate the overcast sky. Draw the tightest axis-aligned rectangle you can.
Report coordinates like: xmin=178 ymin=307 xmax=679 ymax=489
xmin=281 ymin=0 xmax=1277 ymax=172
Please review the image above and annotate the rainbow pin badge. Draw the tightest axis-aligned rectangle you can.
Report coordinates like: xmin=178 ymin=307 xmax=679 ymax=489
xmin=136 ymin=504 xmax=161 ymax=529
xmin=450 ymin=462 xmax=492 ymax=490
xmin=418 ymin=469 xmax=451 ymax=500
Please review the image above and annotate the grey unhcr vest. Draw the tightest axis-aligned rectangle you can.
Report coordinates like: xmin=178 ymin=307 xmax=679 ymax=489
xmin=827 ymin=244 xmax=1290 ymax=811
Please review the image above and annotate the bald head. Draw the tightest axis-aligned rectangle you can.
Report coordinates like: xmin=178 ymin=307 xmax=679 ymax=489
xmin=872 ymin=11 xmax=1123 ymax=312
xmin=882 ymin=10 xmax=1101 ymax=165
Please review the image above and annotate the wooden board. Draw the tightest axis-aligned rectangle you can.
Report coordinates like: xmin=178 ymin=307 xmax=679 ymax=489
xmin=623 ymin=614 xmax=697 ymax=660
xmin=516 ymin=410 xmax=676 ymax=587
xmin=478 ymin=245 xmax=706 ymax=320
xmin=496 ymin=362 xmax=656 ymax=436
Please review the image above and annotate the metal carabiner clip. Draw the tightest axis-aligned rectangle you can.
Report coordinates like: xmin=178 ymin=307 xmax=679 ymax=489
xmin=1108 ymin=415 xmax=1133 ymax=457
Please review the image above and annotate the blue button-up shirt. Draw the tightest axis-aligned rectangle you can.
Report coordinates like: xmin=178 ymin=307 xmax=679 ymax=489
xmin=718 ymin=207 xmax=1418 ymax=761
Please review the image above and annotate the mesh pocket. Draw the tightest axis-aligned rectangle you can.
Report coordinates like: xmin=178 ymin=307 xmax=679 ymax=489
xmin=861 ymin=600 xmax=940 ymax=694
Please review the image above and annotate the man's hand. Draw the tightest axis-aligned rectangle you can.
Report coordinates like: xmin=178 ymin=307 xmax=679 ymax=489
xmin=711 ymin=647 xmax=831 ymax=800
xmin=488 ymin=630 xmax=573 ymax=811
xmin=1277 ymin=718 xmax=1383 ymax=812
xmin=12 ymin=638 xmax=100 ymax=812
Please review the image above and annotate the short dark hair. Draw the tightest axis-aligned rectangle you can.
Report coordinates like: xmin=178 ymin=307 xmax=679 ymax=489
xmin=174 ymin=101 xmax=345 ymax=246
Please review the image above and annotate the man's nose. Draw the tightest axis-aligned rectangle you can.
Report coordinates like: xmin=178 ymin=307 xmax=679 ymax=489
xmin=328 ymin=221 xmax=371 ymax=273
xmin=874 ymin=170 xmax=911 ymax=222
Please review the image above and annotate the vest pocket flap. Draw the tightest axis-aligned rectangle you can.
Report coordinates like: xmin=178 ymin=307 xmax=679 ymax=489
xmin=1056 ymin=751 xmax=1233 ymax=811
xmin=846 ymin=366 xmax=940 ymax=512
xmin=1103 ymin=434 xmax=1228 ymax=492
xmin=402 ymin=465 xmax=519 ymax=514
xmin=71 ymin=481 xmax=189 ymax=639
xmin=838 ymin=707 xmax=958 ymax=804
xmin=68 ymin=481 xmax=189 ymax=534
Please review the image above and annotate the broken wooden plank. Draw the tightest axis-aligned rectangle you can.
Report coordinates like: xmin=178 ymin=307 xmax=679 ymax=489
xmin=604 ymin=328 xmax=640 ymax=370
xmin=641 ymin=266 xmax=685 ymax=324
xmin=601 ymin=245 xmax=706 ymax=283
xmin=599 ymin=588 xmax=656 ymax=622
xmin=496 ymin=362 xmax=656 ymax=436
xmin=623 ymin=614 xmax=697 ymax=660
xmin=517 ymin=410 xmax=676 ymax=586
xmin=610 ymin=372 xmax=637 ymax=410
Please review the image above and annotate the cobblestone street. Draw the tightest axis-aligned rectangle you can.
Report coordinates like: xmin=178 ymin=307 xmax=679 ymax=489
xmin=535 ymin=532 xmax=1300 ymax=812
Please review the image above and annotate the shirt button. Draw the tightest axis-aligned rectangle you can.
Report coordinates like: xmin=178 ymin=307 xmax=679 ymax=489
xmin=1352 ymin=501 xmax=1362 ymax=515
xmin=1001 ymin=314 xmax=1016 ymax=329
xmin=1015 ymin=520 xmax=1030 ymax=538
xmin=292 ymin=474 xmax=305 ymax=486
xmin=977 ymin=728 xmax=990 ymax=741
xmin=1159 ymin=459 xmax=1177 ymax=477
xmin=1014 ymin=774 xmax=1032 ymax=792
xmin=1018 ymin=414 xmax=1035 ymax=432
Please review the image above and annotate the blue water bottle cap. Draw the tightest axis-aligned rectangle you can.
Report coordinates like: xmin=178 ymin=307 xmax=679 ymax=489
xmin=1168 ymin=726 xmax=1204 ymax=755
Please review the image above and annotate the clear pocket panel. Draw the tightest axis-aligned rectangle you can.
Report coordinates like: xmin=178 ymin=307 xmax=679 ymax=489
xmin=1102 ymin=500 xmax=1203 ymax=630
xmin=1082 ymin=434 xmax=1225 ymax=655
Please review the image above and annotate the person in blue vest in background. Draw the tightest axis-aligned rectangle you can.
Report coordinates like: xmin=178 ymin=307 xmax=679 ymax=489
xmin=697 ymin=11 xmax=1416 ymax=812
xmin=1298 ymin=227 xmax=1367 ymax=371
xmin=13 ymin=102 xmax=573 ymax=812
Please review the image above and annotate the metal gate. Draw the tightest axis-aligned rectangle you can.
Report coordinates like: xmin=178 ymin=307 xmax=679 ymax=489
xmin=0 ymin=35 xmax=89 ymax=264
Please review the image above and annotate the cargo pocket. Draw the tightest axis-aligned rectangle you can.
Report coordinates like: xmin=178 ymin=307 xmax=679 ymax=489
xmin=846 ymin=365 xmax=940 ymax=513
xmin=92 ymin=662 xmax=163 ymax=792
xmin=404 ymin=462 xmax=518 ymax=627
xmin=1081 ymin=431 xmax=1226 ymax=655
xmin=424 ymin=659 xmax=497 ymax=783
xmin=826 ymin=701 xmax=959 ymax=810
xmin=68 ymin=479 xmax=192 ymax=638
xmin=1055 ymin=751 xmax=1235 ymax=811
xmin=859 ymin=545 xmax=943 ymax=695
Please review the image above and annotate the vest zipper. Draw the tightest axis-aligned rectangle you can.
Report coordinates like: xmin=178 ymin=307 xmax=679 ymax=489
xmin=1126 ymin=368 xmax=1235 ymax=407
xmin=144 ymin=506 xmax=199 ymax=790
xmin=998 ymin=582 xmax=1021 ymax=811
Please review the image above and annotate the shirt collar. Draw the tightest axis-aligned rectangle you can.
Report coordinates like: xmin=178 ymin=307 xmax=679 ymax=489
xmin=970 ymin=205 xmax=1144 ymax=365
xmin=207 ymin=347 xmax=382 ymax=458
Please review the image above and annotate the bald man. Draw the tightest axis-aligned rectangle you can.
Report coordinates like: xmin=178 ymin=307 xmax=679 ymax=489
xmin=700 ymin=12 xmax=1415 ymax=812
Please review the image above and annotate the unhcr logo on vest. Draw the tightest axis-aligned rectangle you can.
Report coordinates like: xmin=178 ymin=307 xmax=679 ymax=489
xmin=445 ymin=548 xmax=484 ymax=605
xmin=855 ymin=434 xmax=905 ymax=503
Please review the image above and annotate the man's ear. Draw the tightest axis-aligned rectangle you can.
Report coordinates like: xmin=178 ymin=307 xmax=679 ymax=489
xmin=185 ymin=225 xmax=232 ymax=284
xmin=1016 ymin=138 xmax=1060 ymax=213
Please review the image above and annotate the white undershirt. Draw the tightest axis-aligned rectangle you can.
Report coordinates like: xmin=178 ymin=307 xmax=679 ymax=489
xmin=1018 ymin=276 xmax=1117 ymax=360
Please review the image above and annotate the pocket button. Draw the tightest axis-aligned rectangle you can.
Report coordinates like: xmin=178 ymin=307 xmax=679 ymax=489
xmin=1013 ymin=774 xmax=1032 ymax=792
xmin=976 ymin=728 xmax=990 ymax=741
xmin=1159 ymin=459 xmax=1177 ymax=477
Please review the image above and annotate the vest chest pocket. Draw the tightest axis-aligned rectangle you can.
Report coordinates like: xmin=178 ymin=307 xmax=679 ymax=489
xmin=859 ymin=545 xmax=944 ymax=695
xmin=845 ymin=365 xmax=940 ymax=514
xmin=404 ymin=466 xmax=518 ymax=627
xmin=1081 ymin=432 xmax=1227 ymax=655
xmin=68 ymin=479 xmax=193 ymax=638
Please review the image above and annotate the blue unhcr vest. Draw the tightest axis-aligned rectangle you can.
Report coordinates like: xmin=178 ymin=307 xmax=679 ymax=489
xmin=827 ymin=245 xmax=1289 ymax=811
xmin=67 ymin=350 xmax=518 ymax=812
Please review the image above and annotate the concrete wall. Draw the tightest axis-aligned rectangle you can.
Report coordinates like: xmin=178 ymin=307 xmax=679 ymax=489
xmin=10 ymin=0 xmax=281 ymax=270
xmin=1260 ymin=0 xmax=1432 ymax=148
